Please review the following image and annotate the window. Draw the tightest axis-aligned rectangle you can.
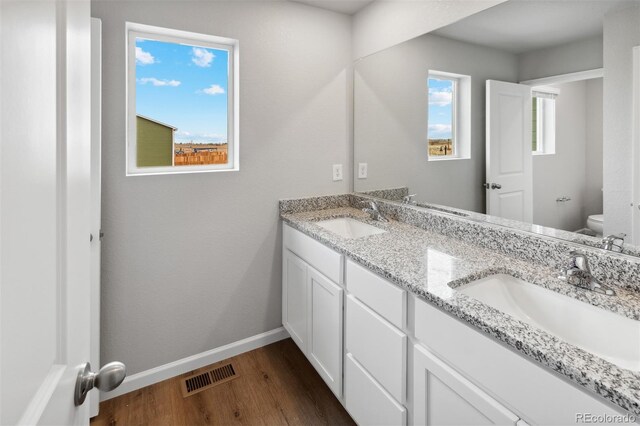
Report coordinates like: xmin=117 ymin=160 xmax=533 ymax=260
xmin=531 ymin=88 xmax=557 ymax=155
xmin=427 ymin=71 xmax=471 ymax=161
xmin=126 ymin=23 xmax=239 ymax=175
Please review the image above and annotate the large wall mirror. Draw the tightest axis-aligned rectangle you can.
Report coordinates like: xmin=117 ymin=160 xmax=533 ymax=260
xmin=354 ymin=0 xmax=640 ymax=257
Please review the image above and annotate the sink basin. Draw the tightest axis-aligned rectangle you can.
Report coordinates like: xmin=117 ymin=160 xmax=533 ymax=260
xmin=456 ymin=274 xmax=640 ymax=371
xmin=315 ymin=218 xmax=386 ymax=239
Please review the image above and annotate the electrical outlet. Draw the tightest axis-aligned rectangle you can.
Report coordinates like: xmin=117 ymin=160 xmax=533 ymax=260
xmin=333 ymin=164 xmax=343 ymax=181
xmin=358 ymin=163 xmax=368 ymax=179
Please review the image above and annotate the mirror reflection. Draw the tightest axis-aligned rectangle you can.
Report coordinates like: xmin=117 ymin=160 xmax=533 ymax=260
xmin=353 ymin=0 xmax=640 ymax=256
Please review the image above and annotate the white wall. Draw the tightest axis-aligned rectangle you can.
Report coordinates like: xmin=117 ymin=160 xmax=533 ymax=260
xmin=92 ymin=0 xmax=351 ymax=375
xmin=603 ymin=4 xmax=640 ymax=237
xmin=353 ymin=34 xmax=518 ymax=213
xmin=532 ymin=80 xmax=602 ymax=232
xmin=517 ymin=36 xmax=603 ymax=82
xmin=352 ymin=0 xmax=507 ymax=59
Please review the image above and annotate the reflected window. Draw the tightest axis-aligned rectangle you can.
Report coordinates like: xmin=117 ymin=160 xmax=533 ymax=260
xmin=428 ymin=76 xmax=456 ymax=157
xmin=532 ymin=89 xmax=557 ymax=155
xmin=427 ymin=71 xmax=470 ymax=161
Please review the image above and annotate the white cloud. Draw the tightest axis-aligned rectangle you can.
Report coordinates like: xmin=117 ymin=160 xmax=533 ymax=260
xmin=202 ymin=84 xmax=225 ymax=95
xmin=135 ymin=47 xmax=155 ymax=65
xmin=192 ymin=47 xmax=214 ymax=67
xmin=428 ymin=124 xmax=452 ymax=136
xmin=428 ymin=88 xmax=452 ymax=106
xmin=138 ymin=77 xmax=181 ymax=87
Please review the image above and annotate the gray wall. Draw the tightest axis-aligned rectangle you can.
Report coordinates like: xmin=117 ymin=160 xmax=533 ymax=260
xmin=517 ymin=35 xmax=603 ymax=82
xmin=603 ymin=4 xmax=640 ymax=237
xmin=532 ymin=80 xmax=603 ymax=232
xmin=92 ymin=0 xmax=352 ymax=375
xmin=354 ymin=33 xmax=518 ymax=213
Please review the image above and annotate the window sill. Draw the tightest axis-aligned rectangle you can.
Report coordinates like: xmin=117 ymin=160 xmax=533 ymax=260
xmin=126 ymin=166 xmax=240 ymax=177
xmin=532 ymin=152 xmax=555 ymax=156
xmin=428 ymin=156 xmax=471 ymax=162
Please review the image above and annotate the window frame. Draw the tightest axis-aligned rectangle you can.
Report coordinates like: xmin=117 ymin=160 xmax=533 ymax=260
xmin=126 ymin=22 xmax=240 ymax=176
xmin=427 ymin=70 xmax=471 ymax=161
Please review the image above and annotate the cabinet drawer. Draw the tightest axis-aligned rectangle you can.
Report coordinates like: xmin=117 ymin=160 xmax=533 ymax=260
xmin=345 ymin=353 xmax=406 ymax=426
xmin=346 ymin=260 xmax=406 ymax=329
xmin=414 ymin=298 xmax=629 ymax=425
xmin=346 ymin=294 xmax=406 ymax=403
xmin=284 ymin=224 xmax=342 ymax=284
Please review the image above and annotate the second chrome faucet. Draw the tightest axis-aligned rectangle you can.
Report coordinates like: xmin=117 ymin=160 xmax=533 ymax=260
xmin=559 ymin=251 xmax=616 ymax=296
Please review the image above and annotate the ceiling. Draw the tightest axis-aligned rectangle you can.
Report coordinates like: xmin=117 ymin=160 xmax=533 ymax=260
xmin=433 ymin=0 xmax=639 ymax=54
xmin=290 ymin=0 xmax=374 ymax=15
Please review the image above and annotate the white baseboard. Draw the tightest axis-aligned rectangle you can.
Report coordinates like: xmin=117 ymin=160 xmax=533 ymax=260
xmin=101 ymin=327 xmax=289 ymax=401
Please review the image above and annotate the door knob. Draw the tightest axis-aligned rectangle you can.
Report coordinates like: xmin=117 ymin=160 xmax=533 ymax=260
xmin=74 ymin=361 xmax=126 ymax=406
xmin=491 ymin=183 xmax=502 ymax=189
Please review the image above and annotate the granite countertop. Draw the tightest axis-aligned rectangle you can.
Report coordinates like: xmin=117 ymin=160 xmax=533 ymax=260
xmin=280 ymin=206 xmax=640 ymax=416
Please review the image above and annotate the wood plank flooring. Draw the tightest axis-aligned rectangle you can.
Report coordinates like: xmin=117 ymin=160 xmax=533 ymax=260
xmin=91 ymin=339 xmax=355 ymax=426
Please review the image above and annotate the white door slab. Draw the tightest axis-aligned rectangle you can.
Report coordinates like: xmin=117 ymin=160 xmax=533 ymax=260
xmin=486 ymin=80 xmax=533 ymax=222
xmin=1 ymin=1 xmax=94 ymax=424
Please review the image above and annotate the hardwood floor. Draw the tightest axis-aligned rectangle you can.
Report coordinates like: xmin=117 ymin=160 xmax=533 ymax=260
xmin=91 ymin=339 xmax=355 ymax=426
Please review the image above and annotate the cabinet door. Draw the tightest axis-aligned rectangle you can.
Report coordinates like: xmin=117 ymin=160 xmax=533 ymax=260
xmin=413 ymin=344 xmax=519 ymax=426
xmin=307 ymin=267 xmax=343 ymax=398
xmin=283 ymin=250 xmax=308 ymax=352
xmin=345 ymin=354 xmax=406 ymax=426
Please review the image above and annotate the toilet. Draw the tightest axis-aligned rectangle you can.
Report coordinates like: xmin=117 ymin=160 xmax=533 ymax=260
xmin=586 ymin=214 xmax=604 ymax=236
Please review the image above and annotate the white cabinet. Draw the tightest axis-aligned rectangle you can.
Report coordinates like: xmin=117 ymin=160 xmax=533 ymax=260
xmin=413 ymin=344 xmax=520 ymax=426
xmin=283 ymin=249 xmax=308 ymax=351
xmin=413 ymin=298 xmax=631 ymax=425
xmin=282 ymin=247 xmax=343 ymax=398
xmin=345 ymin=353 xmax=407 ymax=426
xmin=346 ymin=294 xmax=406 ymax=403
xmin=308 ymin=268 xmax=343 ymax=398
xmin=346 ymin=259 xmax=406 ymax=329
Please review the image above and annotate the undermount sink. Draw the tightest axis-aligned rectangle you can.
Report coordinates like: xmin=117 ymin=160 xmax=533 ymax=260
xmin=456 ymin=274 xmax=640 ymax=371
xmin=316 ymin=217 xmax=386 ymax=239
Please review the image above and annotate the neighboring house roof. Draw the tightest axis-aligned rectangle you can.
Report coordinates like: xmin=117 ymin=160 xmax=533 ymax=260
xmin=136 ymin=114 xmax=178 ymax=131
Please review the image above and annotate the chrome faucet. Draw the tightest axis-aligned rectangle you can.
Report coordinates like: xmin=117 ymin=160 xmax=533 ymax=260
xmin=402 ymin=194 xmax=417 ymax=205
xmin=362 ymin=201 xmax=389 ymax=222
xmin=558 ymin=251 xmax=616 ymax=296
xmin=602 ymin=233 xmax=626 ymax=253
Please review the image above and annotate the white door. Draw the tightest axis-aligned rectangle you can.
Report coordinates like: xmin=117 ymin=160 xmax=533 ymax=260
xmin=632 ymin=46 xmax=640 ymax=245
xmin=0 ymin=2 xmax=122 ymax=424
xmin=307 ymin=267 xmax=343 ymax=398
xmin=413 ymin=344 xmax=520 ymax=426
xmin=486 ymin=80 xmax=533 ymax=222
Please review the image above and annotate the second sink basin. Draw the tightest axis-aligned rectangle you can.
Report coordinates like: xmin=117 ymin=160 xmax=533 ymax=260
xmin=456 ymin=274 xmax=640 ymax=371
xmin=316 ymin=217 xmax=386 ymax=239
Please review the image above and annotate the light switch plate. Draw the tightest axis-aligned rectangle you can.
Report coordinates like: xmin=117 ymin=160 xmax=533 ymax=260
xmin=333 ymin=164 xmax=343 ymax=181
xmin=358 ymin=163 xmax=368 ymax=179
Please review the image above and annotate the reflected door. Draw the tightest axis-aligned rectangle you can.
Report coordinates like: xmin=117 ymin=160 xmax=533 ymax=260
xmin=486 ymin=80 xmax=533 ymax=222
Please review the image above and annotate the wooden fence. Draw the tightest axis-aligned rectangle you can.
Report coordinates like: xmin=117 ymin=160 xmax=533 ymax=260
xmin=174 ymin=151 xmax=228 ymax=166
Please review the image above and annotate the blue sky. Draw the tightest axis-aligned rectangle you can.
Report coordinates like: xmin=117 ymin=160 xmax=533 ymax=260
xmin=428 ymin=78 xmax=453 ymax=140
xmin=136 ymin=38 xmax=229 ymax=144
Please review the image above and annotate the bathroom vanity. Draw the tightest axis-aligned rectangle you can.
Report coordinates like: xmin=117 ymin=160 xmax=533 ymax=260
xmin=280 ymin=194 xmax=640 ymax=425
